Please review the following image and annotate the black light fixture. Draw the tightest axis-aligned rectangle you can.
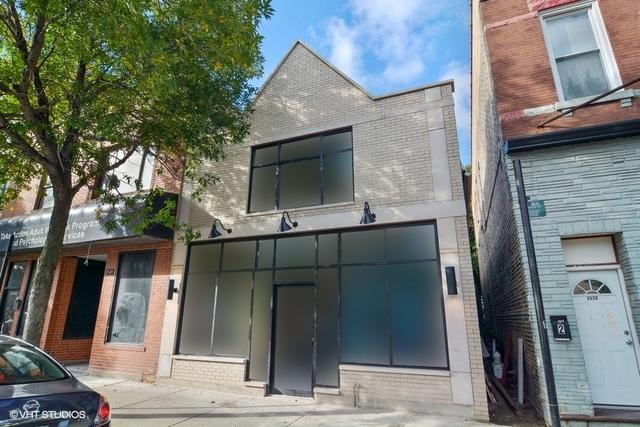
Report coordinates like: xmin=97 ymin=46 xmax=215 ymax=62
xmin=209 ymin=218 xmax=232 ymax=238
xmin=278 ymin=211 xmax=298 ymax=232
xmin=359 ymin=201 xmax=376 ymax=224
xmin=445 ymin=266 xmax=458 ymax=295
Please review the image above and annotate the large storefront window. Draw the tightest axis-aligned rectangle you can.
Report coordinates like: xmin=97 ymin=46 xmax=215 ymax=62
xmin=177 ymin=222 xmax=448 ymax=387
xmin=248 ymin=130 xmax=354 ymax=212
xmin=107 ymin=251 xmax=155 ymax=344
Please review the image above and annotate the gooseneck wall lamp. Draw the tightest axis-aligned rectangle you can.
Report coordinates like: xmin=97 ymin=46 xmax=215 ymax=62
xmin=209 ymin=218 xmax=232 ymax=238
xmin=278 ymin=211 xmax=298 ymax=232
xmin=359 ymin=201 xmax=376 ymax=224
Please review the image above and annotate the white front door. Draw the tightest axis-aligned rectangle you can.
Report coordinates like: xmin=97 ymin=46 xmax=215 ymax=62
xmin=569 ymin=269 xmax=640 ymax=406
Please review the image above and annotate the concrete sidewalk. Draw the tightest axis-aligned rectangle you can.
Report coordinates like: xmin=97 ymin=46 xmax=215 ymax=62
xmin=71 ymin=367 xmax=491 ymax=426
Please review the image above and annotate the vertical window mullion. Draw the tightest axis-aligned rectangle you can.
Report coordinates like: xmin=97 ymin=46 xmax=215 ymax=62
xmin=319 ymin=137 xmax=325 ymax=205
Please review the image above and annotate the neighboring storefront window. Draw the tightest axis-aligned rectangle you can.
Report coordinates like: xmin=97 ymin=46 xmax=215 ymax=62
xmin=248 ymin=130 xmax=354 ymax=212
xmin=107 ymin=251 xmax=155 ymax=344
xmin=0 ymin=262 xmax=27 ymax=334
xmin=64 ymin=259 xmax=105 ymax=339
xmin=15 ymin=261 xmax=36 ymax=338
xmin=177 ymin=222 xmax=448 ymax=387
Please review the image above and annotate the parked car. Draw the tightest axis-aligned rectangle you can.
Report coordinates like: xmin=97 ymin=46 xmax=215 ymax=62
xmin=0 ymin=335 xmax=110 ymax=426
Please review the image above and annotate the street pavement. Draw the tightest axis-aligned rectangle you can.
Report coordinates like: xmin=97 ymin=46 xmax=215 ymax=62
xmin=71 ymin=367 xmax=493 ymax=427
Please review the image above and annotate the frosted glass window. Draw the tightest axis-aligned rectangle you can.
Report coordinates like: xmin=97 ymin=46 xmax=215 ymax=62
xmin=323 ymin=132 xmax=351 ymax=153
xmin=274 ymin=269 xmax=315 ymax=283
xmin=179 ymin=273 xmax=217 ymax=355
xmin=108 ymin=251 xmax=155 ymax=344
xmin=340 ymin=265 xmax=389 ymax=365
xmin=249 ymin=166 xmax=276 ymax=212
xmin=249 ymin=271 xmax=272 ymax=380
xmin=257 ymin=240 xmax=274 ymax=268
xmin=254 ymin=146 xmax=278 ymax=166
xmin=386 ymin=225 xmax=437 ymax=261
xmin=222 ymin=241 xmax=256 ymax=270
xmin=388 ymin=262 xmax=447 ymax=367
xmin=316 ymin=269 xmax=338 ymax=386
xmin=248 ymin=130 xmax=353 ymax=212
xmin=341 ymin=229 xmax=385 ymax=264
xmin=188 ymin=244 xmax=221 ymax=273
xmin=280 ymin=137 xmax=321 ymax=161
xmin=542 ymin=6 xmax=617 ymax=100
xmin=323 ymin=151 xmax=353 ymax=204
xmin=318 ymin=234 xmax=337 ymax=265
xmin=279 ymin=159 xmax=321 ymax=209
xmin=212 ymin=272 xmax=252 ymax=356
xmin=276 ymin=236 xmax=315 ymax=268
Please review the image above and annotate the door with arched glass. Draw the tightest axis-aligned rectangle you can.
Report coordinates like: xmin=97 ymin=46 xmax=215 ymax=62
xmin=569 ymin=269 xmax=640 ymax=406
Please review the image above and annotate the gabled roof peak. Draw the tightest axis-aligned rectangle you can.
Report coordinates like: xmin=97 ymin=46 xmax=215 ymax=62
xmin=254 ymin=40 xmax=454 ymax=102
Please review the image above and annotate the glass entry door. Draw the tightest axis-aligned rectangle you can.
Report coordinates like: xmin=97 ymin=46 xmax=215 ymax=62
xmin=271 ymin=283 xmax=314 ymax=396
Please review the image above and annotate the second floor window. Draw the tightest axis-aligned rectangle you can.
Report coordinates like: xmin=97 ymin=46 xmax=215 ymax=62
xmin=36 ymin=177 xmax=54 ymax=209
xmin=249 ymin=130 xmax=354 ymax=213
xmin=541 ymin=2 xmax=621 ymax=101
xmin=104 ymin=149 xmax=154 ymax=195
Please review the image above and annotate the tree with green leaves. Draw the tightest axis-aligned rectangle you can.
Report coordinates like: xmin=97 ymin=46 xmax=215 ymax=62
xmin=0 ymin=0 xmax=272 ymax=344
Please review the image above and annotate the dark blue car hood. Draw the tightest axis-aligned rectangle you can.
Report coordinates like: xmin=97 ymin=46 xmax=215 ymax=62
xmin=0 ymin=377 xmax=98 ymax=426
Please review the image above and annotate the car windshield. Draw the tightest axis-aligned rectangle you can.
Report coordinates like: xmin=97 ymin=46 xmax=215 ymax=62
xmin=0 ymin=342 xmax=67 ymax=385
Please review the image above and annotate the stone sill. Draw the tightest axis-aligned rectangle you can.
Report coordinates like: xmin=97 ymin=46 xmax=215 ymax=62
xmin=339 ymin=364 xmax=450 ymax=377
xmin=314 ymin=387 xmax=340 ymax=395
xmin=172 ymin=354 xmax=246 ymax=364
xmin=555 ymin=89 xmax=636 ymax=111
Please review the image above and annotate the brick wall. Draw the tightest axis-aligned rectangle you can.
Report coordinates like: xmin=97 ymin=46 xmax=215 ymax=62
xmin=0 ymin=152 xmax=182 ymax=219
xmin=480 ymin=0 xmax=640 ymax=139
xmin=40 ymin=257 xmax=93 ymax=362
xmin=88 ymin=241 xmax=172 ymax=381
xmin=184 ymin=43 xmax=459 ymax=235
xmin=506 ymin=138 xmax=640 ymax=415
xmin=171 ymin=358 xmax=246 ymax=385
xmin=338 ymin=367 xmax=458 ymax=416
xmin=471 ymin=0 xmax=546 ymax=420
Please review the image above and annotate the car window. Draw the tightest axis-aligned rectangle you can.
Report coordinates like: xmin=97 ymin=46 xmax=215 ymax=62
xmin=0 ymin=342 xmax=67 ymax=385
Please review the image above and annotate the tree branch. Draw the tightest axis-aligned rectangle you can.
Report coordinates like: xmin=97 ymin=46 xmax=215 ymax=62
xmin=0 ymin=113 xmax=47 ymax=164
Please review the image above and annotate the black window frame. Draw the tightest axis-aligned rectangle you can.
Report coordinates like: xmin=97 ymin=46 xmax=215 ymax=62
xmin=247 ymin=128 xmax=354 ymax=213
xmin=175 ymin=220 xmax=449 ymax=386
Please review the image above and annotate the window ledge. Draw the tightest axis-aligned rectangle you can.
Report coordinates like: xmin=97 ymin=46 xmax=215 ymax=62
xmin=103 ymin=343 xmax=146 ymax=352
xmin=314 ymin=387 xmax=340 ymax=395
xmin=172 ymin=354 xmax=247 ymax=364
xmin=339 ymin=364 xmax=450 ymax=377
xmin=246 ymin=201 xmax=355 ymax=218
xmin=555 ymin=89 xmax=636 ymax=111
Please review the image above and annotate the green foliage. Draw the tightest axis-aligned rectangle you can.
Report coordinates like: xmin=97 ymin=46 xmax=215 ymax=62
xmin=0 ymin=0 xmax=273 ymax=236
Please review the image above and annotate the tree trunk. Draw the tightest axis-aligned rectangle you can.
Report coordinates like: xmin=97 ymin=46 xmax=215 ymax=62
xmin=22 ymin=190 xmax=73 ymax=345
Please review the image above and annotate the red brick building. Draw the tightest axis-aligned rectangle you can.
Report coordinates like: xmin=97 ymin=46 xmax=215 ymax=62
xmin=0 ymin=153 xmax=180 ymax=380
xmin=473 ymin=0 xmax=640 ymax=425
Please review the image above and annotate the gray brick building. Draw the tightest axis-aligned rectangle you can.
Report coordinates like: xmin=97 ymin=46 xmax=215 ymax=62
xmin=472 ymin=0 xmax=640 ymax=425
xmin=156 ymin=41 xmax=488 ymax=420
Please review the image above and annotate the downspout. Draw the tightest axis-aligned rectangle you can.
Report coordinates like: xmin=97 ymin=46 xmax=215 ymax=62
xmin=512 ymin=160 xmax=561 ymax=427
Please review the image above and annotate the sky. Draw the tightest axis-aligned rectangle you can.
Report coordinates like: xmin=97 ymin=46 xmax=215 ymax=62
xmin=255 ymin=0 xmax=471 ymax=164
